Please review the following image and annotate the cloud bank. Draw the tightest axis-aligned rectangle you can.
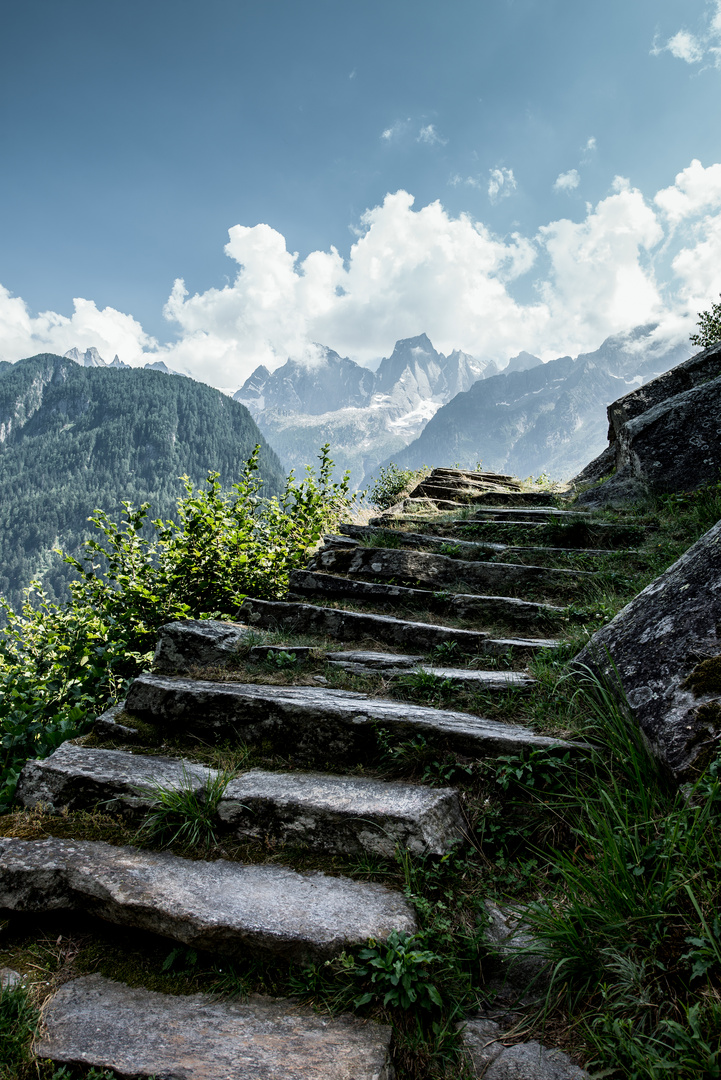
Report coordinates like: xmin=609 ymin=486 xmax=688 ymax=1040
xmin=3 ymin=160 xmax=721 ymax=388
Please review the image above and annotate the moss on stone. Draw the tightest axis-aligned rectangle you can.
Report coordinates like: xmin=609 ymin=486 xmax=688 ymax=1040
xmin=682 ymin=656 xmax=721 ymax=697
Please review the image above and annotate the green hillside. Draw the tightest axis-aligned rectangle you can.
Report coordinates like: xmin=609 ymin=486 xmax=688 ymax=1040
xmin=0 ymin=354 xmax=285 ymax=609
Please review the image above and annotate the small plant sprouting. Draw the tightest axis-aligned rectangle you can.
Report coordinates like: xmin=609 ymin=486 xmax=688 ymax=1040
xmin=431 ymin=640 xmax=459 ymax=661
xmin=134 ymin=766 xmax=235 ymax=849
xmin=266 ymin=649 xmax=298 ymax=669
xmin=353 ymin=931 xmax=444 ymax=1011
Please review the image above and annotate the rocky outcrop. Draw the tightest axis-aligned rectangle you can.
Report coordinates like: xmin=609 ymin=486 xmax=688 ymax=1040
xmin=36 ymin=975 xmax=395 ymax=1080
xmin=574 ymin=519 xmax=721 ymax=779
xmin=576 ymin=339 xmax=721 ymax=504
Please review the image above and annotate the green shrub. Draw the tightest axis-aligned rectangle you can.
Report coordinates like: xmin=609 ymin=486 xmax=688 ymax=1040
xmin=367 ymin=463 xmax=427 ymax=509
xmin=0 ymin=444 xmax=354 ymax=808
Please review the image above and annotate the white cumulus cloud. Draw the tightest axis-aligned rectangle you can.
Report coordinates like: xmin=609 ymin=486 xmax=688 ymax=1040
xmin=487 ymin=167 xmax=517 ymax=203
xmin=4 ymin=163 xmax=721 ymax=389
xmin=652 ymin=3 xmax=721 ymax=66
xmin=0 ymin=289 xmax=155 ymax=367
xmin=553 ymin=169 xmax=581 ymax=193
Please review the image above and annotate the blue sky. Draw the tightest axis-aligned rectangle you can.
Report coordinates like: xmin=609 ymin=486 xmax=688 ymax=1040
xmin=2 ymin=0 xmax=721 ymax=386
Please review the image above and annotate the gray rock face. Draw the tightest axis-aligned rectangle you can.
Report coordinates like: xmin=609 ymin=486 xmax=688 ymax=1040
xmin=460 ymin=1017 xmax=588 ymax=1079
xmin=125 ymin=673 xmax=575 ymax=762
xmin=574 ymin=519 xmax=721 ymax=779
xmin=288 ymin=570 xmax=563 ymax=627
xmin=153 ymin=618 xmax=251 ymax=674
xmin=576 ymin=341 xmax=721 ymax=504
xmin=219 ymin=769 xmax=464 ymax=856
xmin=307 ymin=546 xmax=587 ymax=593
xmin=36 ymin=975 xmax=394 ymax=1080
xmin=607 ymin=339 xmax=721 ymax=440
xmin=240 ymin=598 xmax=492 ymax=654
xmin=15 ymin=743 xmax=214 ymax=816
xmin=0 ymin=837 xmax=416 ymax=963
xmin=612 ymin=374 xmax=721 ymax=494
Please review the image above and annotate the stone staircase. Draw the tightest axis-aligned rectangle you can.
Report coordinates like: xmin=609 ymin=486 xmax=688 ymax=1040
xmin=1 ymin=472 xmax=617 ymax=1078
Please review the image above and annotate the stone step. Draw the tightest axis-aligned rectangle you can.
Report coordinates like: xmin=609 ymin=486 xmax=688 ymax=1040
xmin=307 ymin=545 xmax=590 ymax=593
xmin=16 ymin=743 xmax=215 ymax=816
xmin=325 ymin=649 xmax=535 ymax=690
xmin=239 ymin=599 xmax=559 ymax=656
xmin=289 ymin=569 xmax=564 ymax=627
xmin=471 ymin=506 xmax=592 ymax=521
xmin=410 ymin=480 xmax=519 ymax=502
xmin=219 ymin=769 xmax=464 ymax=857
xmin=154 ymin=618 xmax=251 ymax=674
xmin=36 ymin=975 xmax=395 ymax=1080
xmin=124 ymin=673 xmax=575 ymax=762
xmin=240 ymin=598 xmax=492 ymax=654
xmin=336 ymin=523 xmax=619 ymax=557
xmin=0 ymin=836 xmax=416 ymax=963
xmin=17 ymin=744 xmax=464 ymax=857
xmin=432 ymin=467 xmax=521 ymax=485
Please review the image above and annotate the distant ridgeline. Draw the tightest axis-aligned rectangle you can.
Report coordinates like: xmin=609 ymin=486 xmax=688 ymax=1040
xmin=0 ymin=354 xmax=284 ymax=611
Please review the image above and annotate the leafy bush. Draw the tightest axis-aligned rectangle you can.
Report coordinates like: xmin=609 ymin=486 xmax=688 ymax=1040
xmin=0 ymin=444 xmax=355 ymax=808
xmin=367 ymin=463 xmax=427 ymax=509
xmin=690 ymin=294 xmax=721 ymax=348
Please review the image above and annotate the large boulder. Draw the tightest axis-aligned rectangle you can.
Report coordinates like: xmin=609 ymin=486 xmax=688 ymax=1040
xmin=575 ymin=340 xmax=721 ymax=505
xmin=574 ymin=520 xmax=721 ymax=780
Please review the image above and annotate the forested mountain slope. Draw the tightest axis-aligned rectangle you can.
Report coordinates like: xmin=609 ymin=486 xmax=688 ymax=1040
xmin=0 ymin=354 xmax=284 ymax=609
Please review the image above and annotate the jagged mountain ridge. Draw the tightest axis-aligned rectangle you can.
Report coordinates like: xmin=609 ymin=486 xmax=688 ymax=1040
xmin=0 ymin=354 xmax=284 ymax=610
xmin=234 ymin=334 xmax=497 ymax=484
xmin=64 ymin=347 xmax=187 ymax=377
xmin=377 ymin=326 xmax=692 ymax=482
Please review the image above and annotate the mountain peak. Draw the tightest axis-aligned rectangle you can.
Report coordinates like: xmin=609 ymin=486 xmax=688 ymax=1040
xmin=64 ymin=346 xmax=107 ymax=367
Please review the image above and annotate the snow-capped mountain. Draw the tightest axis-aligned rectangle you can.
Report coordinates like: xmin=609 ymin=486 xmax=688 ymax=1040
xmin=233 ymin=335 xmax=498 ymax=485
xmin=64 ymin=348 xmax=186 ymax=377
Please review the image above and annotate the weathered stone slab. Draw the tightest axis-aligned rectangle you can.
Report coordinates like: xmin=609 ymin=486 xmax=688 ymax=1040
xmin=0 ymin=967 xmax=22 ymax=989
xmin=340 ymin=521 xmax=506 ymax=552
xmin=219 ymin=769 xmax=464 ymax=856
xmin=460 ymin=1017 xmax=588 ymax=1079
xmin=35 ymin=975 xmax=394 ymax=1080
xmin=239 ymin=598 xmax=492 ymax=654
xmin=288 ymin=570 xmax=563 ymax=626
xmin=16 ymin=743 xmax=214 ymax=817
xmin=0 ymin=837 xmax=416 ymax=963
xmin=472 ymin=507 xmax=589 ymax=521
xmin=325 ymin=650 xmax=535 ymax=690
xmin=154 ymin=618 xmax=251 ymax=674
xmin=125 ymin=673 xmax=575 ymax=761
xmin=574 ymin=519 xmax=721 ymax=779
xmin=483 ymin=636 xmax=559 ymax=657
xmin=336 ymin=524 xmax=613 ymax=559
xmin=307 ymin=546 xmax=588 ymax=592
